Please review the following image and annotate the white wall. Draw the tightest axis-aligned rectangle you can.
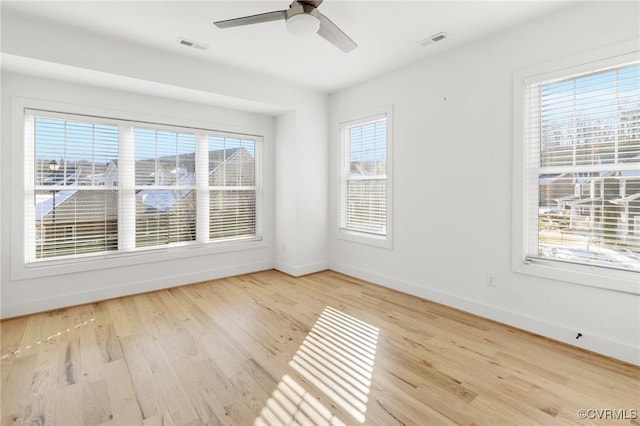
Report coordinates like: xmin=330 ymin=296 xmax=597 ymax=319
xmin=329 ymin=1 xmax=640 ymax=365
xmin=1 ymin=11 xmax=329 ymax=317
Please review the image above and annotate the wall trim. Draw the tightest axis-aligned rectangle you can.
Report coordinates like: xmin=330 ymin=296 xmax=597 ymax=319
xmin=330 ymin=262 xmax=639 ymax=366
xmin=1 ymin=260 xmax=273 ymax=319
xmin=275 ymin=261 xmax=329 ymax=277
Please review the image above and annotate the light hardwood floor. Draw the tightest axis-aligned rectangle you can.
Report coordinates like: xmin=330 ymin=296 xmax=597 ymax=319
xmin=1 ymin=270 xmax=638 ymax=425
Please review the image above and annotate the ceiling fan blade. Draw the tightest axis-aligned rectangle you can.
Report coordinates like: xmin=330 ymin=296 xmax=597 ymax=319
xmin=317 ymin=12 xmax=357 ymax=53
xmin=214 ymin=10 xmax=286 ymax=29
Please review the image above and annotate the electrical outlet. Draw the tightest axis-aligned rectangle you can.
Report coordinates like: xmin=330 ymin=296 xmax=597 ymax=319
xmin=486 ymin=273 xmax=497 ymax=287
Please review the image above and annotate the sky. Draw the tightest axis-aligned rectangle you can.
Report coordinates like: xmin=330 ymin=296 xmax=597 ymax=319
xmin=348 ymin=118 xmax=387 ymax=163
xmin=541 ymin=64 xmax=639 ymax=132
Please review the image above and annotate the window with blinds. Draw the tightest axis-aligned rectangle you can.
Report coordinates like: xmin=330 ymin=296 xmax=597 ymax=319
xmin=208 ymin=136 xmax=257 ymax=240
xmin=524 ymin=62 xmax=640 ymax=272
xmin=340 ymin=115 xmax=388 ymax=237
xmin=134 ymin=129 xmax=197 ymax=248
xmin=24 ymin=110 xmax=262 ymax=264
xmin=29 ymin=116 xmax=119 ymax=261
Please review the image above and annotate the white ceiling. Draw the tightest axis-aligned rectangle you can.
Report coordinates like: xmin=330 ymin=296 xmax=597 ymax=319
xmin=1 ymin=1 xmax=579 ymax=93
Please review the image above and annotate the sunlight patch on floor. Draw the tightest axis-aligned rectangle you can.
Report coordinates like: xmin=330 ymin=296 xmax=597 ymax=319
xmin=0 ymin=318 xmax=95 ymax=359
xmin=255 ymin=306 xmax=379 ymax=425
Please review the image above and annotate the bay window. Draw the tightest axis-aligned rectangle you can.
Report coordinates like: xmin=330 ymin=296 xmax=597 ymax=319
xmin=23 ymin=109 xmax=263 ymax=267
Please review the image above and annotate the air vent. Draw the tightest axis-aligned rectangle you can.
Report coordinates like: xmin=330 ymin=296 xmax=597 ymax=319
xmin=418 ymin=32 xmax=448 ymax=47
xmin=177 ymin=37 xmax=209 ymax=51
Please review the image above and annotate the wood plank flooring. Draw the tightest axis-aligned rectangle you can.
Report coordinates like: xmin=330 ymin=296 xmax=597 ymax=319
xmin=1 ymin=270 xmax=638 ymax=425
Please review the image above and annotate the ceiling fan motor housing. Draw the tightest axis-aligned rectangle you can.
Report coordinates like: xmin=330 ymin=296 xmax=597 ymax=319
xmin=286 ymin=2 xmax=321 ymax=36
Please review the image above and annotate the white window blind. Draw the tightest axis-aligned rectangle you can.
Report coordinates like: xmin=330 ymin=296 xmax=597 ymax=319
xmin=208 ymin=136 xmax=257 ymax=240
xmin=340 ymin=116 xmax=388 ymax=236
xmin=134 ymin=128 xmax=197 ymax=248
xmin=524 ymin=62 xmax=640 ymax=272
xmin=28 ymin=116 xmax=119 ymax=262
xmin=25 ymin=110 xmax=262 ymax=265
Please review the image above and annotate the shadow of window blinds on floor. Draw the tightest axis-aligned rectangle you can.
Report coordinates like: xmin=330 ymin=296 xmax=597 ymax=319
xmin=255 ymin=306 xmax=379 ymax=425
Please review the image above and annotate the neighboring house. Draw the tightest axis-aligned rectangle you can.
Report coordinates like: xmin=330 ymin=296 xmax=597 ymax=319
xmin=539 ymin=173 xmax=580 ymax=208
xmin=103 ymin=160 xmax=118 ymax=186
xmin=38 ymin=164 xmax=82 ymax=186
xmin=539 ymin=167 xmax=640 ymax=249
xmin=607 ymin=168 xmax=640 ymax=247
xmin=349 ymin=160 xmax=386 ymax=177
xmin=36 ymin=189 xmax=118 ymax=258
xmin=35 ymin=147 xmax=255 ymax=258
xmin=208 ymin=147 xmax=256 ymax=239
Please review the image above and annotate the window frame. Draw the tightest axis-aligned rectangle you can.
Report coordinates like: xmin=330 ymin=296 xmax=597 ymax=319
xmin=11 ymin=97 xmax=268 ymax=280
xmin=336 ymin=105 xmax=393 ymax=249
xmin=512 ymin=41 xmax=640 ymax=295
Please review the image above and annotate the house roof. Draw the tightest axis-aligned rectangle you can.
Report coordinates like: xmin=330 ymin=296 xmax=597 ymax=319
xmin=38 ymin=190 xmax=118 ymax=223
xmin=37 ymin=147 xmax=246 ymax=219
xmin=35 ymin=190 xmax=78 ymax=221
xmin=41 ymin=167 xmax=80 ymax=186
xmin=553 ymin=194 xmax=579 ymax=203
xmin=137 ymin=172 xmax=195 ymax=212
xmin=609 ymin=193 xmax=640 ymax=205
xmin=539 ymin=172 xmax=591 ymax=185
xmin=565 ymin=197 xmax=604 ymax=206
xmin=136 ymin=148 xmax=241 ymax=212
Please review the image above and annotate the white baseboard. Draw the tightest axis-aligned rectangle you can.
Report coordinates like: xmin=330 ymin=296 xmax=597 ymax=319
xmin=330 ymin=262 xmax=639 ymax=366
xmin=275 ymin=260 xmax=329 ymax=277
xmin=1 ymin=260 xmax=273 ymax=319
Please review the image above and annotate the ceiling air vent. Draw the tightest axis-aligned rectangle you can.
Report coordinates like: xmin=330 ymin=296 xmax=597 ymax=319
xmin=177 ymin=37 xmax=208 ymax=51
xmin=418 ymin=32 xmax=448 ymax=47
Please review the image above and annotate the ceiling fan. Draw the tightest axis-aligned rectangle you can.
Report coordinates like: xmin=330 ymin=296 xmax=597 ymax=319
xmin=214 ymin=0 xmax=357 ymax=53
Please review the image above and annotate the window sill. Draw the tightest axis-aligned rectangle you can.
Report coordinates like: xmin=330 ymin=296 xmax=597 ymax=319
xmin=337 ymin=228 xmax=392 ymax=249
xmin=12 ymin=237 xmax=267 ymax=281
xmin=513 ymin=259 xmax=640 ymax=295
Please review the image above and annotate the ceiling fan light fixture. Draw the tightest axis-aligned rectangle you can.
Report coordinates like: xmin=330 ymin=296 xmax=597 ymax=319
xmin=286 ymin=13 xmax=320 ymax=36
xmin=213 ymin=0 xmax=357 ymax=52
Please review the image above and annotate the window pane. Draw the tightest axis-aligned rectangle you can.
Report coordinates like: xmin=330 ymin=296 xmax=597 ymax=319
xmin=343 ymin=117 xmax=387 ymax=236
xmin=209 ymin=190 xmax=256 ymax=240
xmin=136 ymin=189 xmax=196 ymax=247
xmin=34 ymin=189 xmax=118 ymax=259
xmin=134 ymin=129 xmax=196 ymax=248
xmin=135 ymin=129 xmax=196 ymax=186
xmin=346 ymin=179 xmax=387 ymax=234
xmin=538 ymin=174 xmax=640 ymax=271
xmin=207 ymin=136 xmax=257 ymax=241
xmin=35 ymin=118 xmax=119 ymax=187
xmin=31 ymin=116 xmax=119 ymax=262
xmin=540 ymin=65 xmax=640 ymax=168
xmin=208 ymin=137 xmax=255 ymax=186
xmin=349 ymin=120 xmax=387 ymax=177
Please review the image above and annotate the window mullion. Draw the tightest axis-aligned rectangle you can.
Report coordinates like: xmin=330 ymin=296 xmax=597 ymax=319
xmin=24 ymin=114 xmax=36 ymax=262
xmin=255 ymin=137 xmax=263 ymax=238
xmin=196 ymin=133 xmax=209 ymax=243
xmin=119 ymin=125 xmax=135 ymax=252
xmin=615 ymin=68 xmax=620 ymax=165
